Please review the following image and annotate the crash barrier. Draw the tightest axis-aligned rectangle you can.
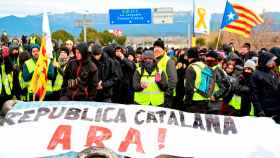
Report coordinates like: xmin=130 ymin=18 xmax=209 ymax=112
xmin=0 ymin=101 xmax=280 ymax=158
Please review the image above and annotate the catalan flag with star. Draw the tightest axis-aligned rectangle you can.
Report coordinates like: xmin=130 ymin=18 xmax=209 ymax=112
xmin=220 ymin=1 xmax=264 ymax=38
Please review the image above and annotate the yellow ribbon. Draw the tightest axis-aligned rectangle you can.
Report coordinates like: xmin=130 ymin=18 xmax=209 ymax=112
xmin=196 ymin=8 xmax=207 ymax=29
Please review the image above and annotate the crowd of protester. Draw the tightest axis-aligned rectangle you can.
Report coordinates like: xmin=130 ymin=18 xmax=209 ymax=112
xmin=1 ymin=33 xmax=280 ymax=123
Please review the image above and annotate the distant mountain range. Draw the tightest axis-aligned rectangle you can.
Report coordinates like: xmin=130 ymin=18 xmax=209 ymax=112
xmin=0 ymin=11 xmax=280 ymax=37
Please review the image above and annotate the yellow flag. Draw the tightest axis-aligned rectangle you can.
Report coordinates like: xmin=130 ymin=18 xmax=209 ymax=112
xmin=30 ymin=37 xmax=49 ymax=101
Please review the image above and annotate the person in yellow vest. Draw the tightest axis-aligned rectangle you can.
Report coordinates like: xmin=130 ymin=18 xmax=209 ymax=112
xmin=207 ymin=51 xmax=231 ymax=114
xmin=52 ymin=47 xmax=69 ymax=100
xmin=226 ymin=60 xmax=256 ymax=116
xmin=153 ymin=39 xmax=177 ymax=108
xmin=22 ymin=45 xmax=55 ymax=101
xmin=0 ymin=45 xmax=14 ymax=108
xmin=133 ymin=50 xmax=168 ymax=107
xmin=184 ymin=48 xmax=215 ymax=113
xmin=17 ymin=51 xmax=30 ymax=101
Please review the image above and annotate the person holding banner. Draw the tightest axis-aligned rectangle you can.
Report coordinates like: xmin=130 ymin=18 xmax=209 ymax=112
xmin=133 ymin=50 xmax=168 ymax=107
xmin=60 ymin=42 xmax=98 ymax=101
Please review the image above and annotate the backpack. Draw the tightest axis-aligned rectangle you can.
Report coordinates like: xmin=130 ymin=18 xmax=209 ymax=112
xmin=192 ymin=63 xmax=215 ymax=97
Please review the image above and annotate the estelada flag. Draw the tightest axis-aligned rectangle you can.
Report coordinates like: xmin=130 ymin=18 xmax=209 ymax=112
xmin=220 ymin=1 xmax=264 ymax=37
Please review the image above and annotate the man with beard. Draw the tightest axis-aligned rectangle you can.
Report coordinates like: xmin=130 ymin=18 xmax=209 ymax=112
xmin=8 ymin=44 xmax=21 ymax=99
xmin=251 ymin=52 xmax=280 ymax=117
xmin=22 ymin=45 xmax=55 ymax=101
xmin=52 ymin=47 xmax=69 ymax=100
xmin=133 ymin=50 xmax=168 ymax=106
xmin=60 ymin=43 xmax=98 ymax=101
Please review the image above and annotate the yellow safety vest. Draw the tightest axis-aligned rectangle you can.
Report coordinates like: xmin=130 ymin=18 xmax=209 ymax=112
xmin=134 ymin=68 xmax=164 ymax=106
xmin=53 ymin=71 xmax=63 ymax=92
xmin=190 ymin=61 xmax=210 ymax=101
xmin=229 ymin=95 xmax=255 ymax=116
xmin=0 ymin=64 xmax=13 ymax=95
xmin=25 ymin=58 xmax=53 ymax=101
xmin=157 ymin=54 xmax=176 ymax=96
xmin=19 ymin=71 xmax=28 ymax=90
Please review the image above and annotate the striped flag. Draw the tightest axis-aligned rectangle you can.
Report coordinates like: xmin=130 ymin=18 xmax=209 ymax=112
xmin=30 ymin=12 xmax=53 ymax=101
xmin=220 ymin=1 xmax=264 ymax=37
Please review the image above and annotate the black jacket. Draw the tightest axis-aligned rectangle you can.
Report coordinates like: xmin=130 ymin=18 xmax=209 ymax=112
xmin=92 ymin=53 xmax=118 ymax=101
xmin=117 ymin=58 xmax=136 ymax=104
xmin=61 ymin=58 xmax=98 ymax=101
xmin=250 ymin=52 xmax=280 ymax=116
xmin=212 ymin=65 xmax=231 ymax=100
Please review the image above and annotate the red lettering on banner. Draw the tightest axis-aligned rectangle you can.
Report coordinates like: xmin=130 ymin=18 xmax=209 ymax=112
xmin=85 ymin=126 xmax=112 ymax=148
xmin=118 ymin=128 xmax=145 ymax=153
xmin=47 ymin=125 xmax=71 ymax=150
xmin=158 ymin=128 xmax=167 ymax=150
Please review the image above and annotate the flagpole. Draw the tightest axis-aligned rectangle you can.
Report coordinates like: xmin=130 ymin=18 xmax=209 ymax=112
xmin=215 ymin=29 xmax=222 ymax=50
xmin=216 ymin=0 xmax=228 ymax=50
xmin=192 ymin=0 xmax=196 ymax=47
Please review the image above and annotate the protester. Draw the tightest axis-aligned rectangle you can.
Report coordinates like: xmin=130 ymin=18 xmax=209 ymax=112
xmin=238 ymin=43 xmax=257 ymax=65
xmin=91 ymin=44 xmax=118 ymax=102
xmin=0 ymin=45 xmax=13 ymax=108
xmin=60 ymin=42 xmax=98 ymax=101
xmin=153 ymin=38 xmax=177 ymax=108
xmin=206 ymin=51 xmax=230 ymax=114
xmin=184 ymin=48 xmax=214 ymax=113
xmin=115 ymin=46 xmax=136 ymax=104
xmin=52 ymin=47 xmax=69 ymax=100
xmin=250 ymin=52 xmax=280 ymax=117
xmin=133 ymin=50 xmax=168 ymax=106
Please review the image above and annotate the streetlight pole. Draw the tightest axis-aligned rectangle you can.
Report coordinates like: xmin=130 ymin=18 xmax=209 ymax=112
xmin=83 ymin=11 xmax=89 ymax=43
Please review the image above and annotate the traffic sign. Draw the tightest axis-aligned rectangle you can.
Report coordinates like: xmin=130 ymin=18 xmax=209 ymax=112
xmin=153 ymin=8 xmax=174 ymax=24
xmin=109 ymin=9 xmax=152 ymax=25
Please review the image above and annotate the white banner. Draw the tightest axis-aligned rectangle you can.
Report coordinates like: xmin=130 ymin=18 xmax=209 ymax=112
xmin=0 ymin=101 xmax=280 ymax=158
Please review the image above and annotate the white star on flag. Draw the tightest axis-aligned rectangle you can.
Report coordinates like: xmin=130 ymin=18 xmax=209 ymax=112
xmin=228 ymin=12 xmax=235 ymax=20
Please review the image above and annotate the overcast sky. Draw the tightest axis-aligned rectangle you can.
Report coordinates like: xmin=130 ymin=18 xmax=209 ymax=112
xmin=0 ymin=0 xmax=277 ymax=17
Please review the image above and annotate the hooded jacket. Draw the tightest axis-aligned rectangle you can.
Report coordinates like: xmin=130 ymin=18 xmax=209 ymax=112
xmin=61 ymin=43 xmax=98 ymax=101
xmin=250 ymin=52 xmax=280 ymax=116
xmin=92 ymin=52 xmax=119 ymax=101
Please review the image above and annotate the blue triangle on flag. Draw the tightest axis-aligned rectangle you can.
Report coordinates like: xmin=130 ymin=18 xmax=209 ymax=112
xmin=220 ymin=1 xmax=239 ymax=29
